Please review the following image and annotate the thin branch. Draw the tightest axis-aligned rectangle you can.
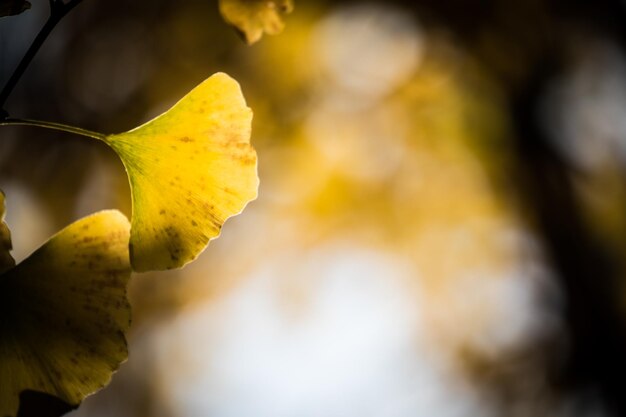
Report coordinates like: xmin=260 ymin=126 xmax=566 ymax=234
xmin=0 ymin=0 xmax=84 ymax=112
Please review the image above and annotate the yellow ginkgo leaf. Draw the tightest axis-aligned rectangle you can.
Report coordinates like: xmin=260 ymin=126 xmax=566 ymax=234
xmin=0 ymin=189 xmax=15 ymax=274
xmin=105 ymin=72 xmax=258 ymax=272
xmin=0 ymin=210 xmax=132 ymax=417
xmin=219 ymin=0 xmax=294 ymax=44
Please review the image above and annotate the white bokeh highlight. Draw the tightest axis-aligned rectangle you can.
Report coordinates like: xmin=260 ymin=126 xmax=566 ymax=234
xmin=146 ymin=245 xmax=490 ymax=417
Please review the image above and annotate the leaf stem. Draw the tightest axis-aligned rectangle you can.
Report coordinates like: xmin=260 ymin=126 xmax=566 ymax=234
xmin=0 ymin=118 xmax=106 ymax=141
xmin=0 ymin=0 xmax=84 ymax=112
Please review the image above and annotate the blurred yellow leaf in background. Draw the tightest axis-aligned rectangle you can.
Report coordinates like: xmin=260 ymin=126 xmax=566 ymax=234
xmin=105 ymin=73 xmax=258 ymax=272
xmin=219 ymin=0 xmax=294 ymax=44
xmin=0 ymin=210 xmax=132 ymax=417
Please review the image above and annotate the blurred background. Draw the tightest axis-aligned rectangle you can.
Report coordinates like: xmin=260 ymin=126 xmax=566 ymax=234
xmin=2 ymin=0 xmax=626 ymax=416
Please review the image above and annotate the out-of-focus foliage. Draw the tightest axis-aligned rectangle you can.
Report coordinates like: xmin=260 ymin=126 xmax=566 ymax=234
xmin=105 ymin=73 xmax=257 ymax=272
xmin=241 ymin=6 xmax=543 ymax=369
xmin=542 ymin=41 xmax=626 ymax=275
xmin=0 ymin=210 xmax=132 ymax=417
xmin=3 ymin=1 xmax=626 ymax=416
xmin=66 ymin=5 xmax=561 ymax=416
xmin=55 ymin=4 xmax=566 ymax=416
xmin=0 ymin=0 xmax=29 ymax=17
xmin=219 ymin=0 xmax=294 ymax=44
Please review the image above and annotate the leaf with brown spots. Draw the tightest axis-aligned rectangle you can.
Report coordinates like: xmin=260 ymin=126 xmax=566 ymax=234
xmin=0 ymin=210 xmax=132 ymax=417
xmin=105 ymin=72 xmax=258 ymax=271
xmin=219 ymin=0 xmax=294 ymax=44
xmin=0 ymin=0 xmax=30 ymax=17
xmin=0 ymin=189 xmax=15 ymax=274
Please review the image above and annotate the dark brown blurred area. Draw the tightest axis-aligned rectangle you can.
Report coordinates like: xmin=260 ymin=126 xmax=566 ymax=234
xmin=3 ymin=1 xmax=626 ymax=416
xmin=414 ymin=1 xmax=626 ymax=416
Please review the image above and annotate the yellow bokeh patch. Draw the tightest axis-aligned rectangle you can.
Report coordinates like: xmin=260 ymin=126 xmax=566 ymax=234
xmin=219 ymin=0 xmax=294 ymax=44
xmin=0 ymin=210 xmax=132 ymax=417
xmin=105 ymin=72 xmax=258 ymax=272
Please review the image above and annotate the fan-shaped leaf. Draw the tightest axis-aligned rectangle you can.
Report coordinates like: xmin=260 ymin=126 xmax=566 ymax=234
xmin=105 ymin=72 xmax=258 ymax=271
xmin=0 ymin=210 xmax=132 ymax=417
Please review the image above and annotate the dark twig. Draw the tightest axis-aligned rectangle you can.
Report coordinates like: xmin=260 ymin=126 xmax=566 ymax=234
xmin=0 ymin=0 xmax=84 ymax=115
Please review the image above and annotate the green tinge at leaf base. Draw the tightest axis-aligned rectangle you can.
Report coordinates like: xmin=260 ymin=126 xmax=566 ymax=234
xmin=0 ymin=210 xmax=132 ymax=417
xmin=105 ymin=72 xmax=258 ymax=272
